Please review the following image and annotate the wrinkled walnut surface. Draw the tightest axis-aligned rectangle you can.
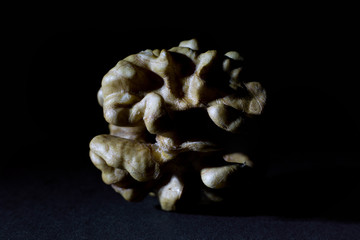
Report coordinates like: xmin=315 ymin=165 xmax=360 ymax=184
xmin=90 ymin=39 xmax=266 ymax=211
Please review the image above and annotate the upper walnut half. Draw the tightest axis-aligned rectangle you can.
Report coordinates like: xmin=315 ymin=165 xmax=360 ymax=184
xmin=98 ymin=39 xmax=265 ymax=134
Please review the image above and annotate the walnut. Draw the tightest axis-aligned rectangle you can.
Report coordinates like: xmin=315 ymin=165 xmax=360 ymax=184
xmin=89 ymin=39 xmax=266 ymax=211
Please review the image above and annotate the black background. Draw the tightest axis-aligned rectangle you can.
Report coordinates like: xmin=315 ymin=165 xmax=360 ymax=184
xmin=2 ymin=7 xmax=360 ymax=239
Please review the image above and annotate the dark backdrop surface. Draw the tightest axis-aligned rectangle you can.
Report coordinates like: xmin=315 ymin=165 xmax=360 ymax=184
xmin=2 ymin=10 xmax=360 ymax=239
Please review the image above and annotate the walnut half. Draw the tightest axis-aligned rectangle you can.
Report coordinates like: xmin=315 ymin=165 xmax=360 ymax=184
xmin=89 ymin=39 xmax=266 ymax=211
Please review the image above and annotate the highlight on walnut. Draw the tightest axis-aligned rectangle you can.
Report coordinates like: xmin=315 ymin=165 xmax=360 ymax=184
xmin=89 ymin=39 xmax=266 ymax=211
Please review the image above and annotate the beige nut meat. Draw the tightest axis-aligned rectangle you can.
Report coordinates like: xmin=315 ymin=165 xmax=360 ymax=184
xmin=90 ymin=39 xmax=266 ymax=211
xmin=90 ymin=134 xmax=160 ymax=182
xmin=98 ymin=38 xmax=266 ymax=134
